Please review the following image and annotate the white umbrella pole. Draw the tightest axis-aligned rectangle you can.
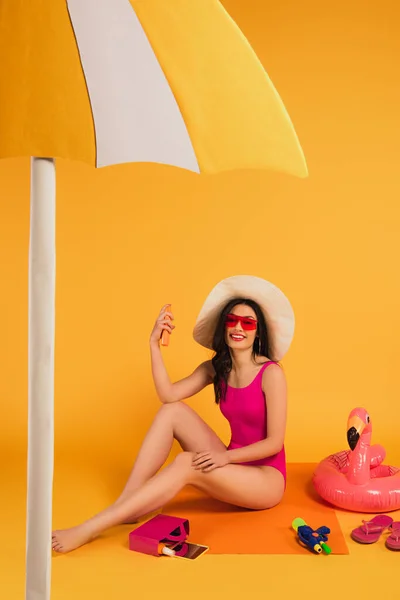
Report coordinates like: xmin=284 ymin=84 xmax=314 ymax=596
xmin=26 ymin=157 xmax=56 ymax=600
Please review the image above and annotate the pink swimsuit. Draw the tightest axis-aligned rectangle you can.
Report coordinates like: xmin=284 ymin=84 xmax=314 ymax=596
xmin=219 ymin=361 xmax=286 ymax=482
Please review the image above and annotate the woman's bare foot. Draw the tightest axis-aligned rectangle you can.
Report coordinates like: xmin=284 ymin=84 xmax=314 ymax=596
xmin=52 ymin=523 xmax=95 ymax=553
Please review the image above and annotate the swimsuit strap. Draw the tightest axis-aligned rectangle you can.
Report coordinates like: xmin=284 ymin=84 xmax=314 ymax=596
xmin=258 ymin=361 xmax=277 ymax=377
xmin=253 ymin=361 xmax=277 ymax=388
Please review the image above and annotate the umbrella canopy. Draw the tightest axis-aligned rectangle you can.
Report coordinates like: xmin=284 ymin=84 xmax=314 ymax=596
xmin=0 ymin=0 xmax=307 ymax=176
xmin=0 ymin=1 xmax=308 ymax=599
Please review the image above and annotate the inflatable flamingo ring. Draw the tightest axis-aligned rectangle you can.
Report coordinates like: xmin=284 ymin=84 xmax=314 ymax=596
xmin=313 ymin=407 xmax=400 ymax=513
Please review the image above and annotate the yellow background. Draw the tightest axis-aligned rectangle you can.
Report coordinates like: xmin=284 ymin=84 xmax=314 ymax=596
xmin=2 ymin=0 xmax=399 ymax=466
xmin=1 ymin=1 xmax=400 ymax=597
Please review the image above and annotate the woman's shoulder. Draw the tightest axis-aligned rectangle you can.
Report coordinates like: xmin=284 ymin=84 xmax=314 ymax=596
xmin=261 ymin=360 xmax=287 ymax=387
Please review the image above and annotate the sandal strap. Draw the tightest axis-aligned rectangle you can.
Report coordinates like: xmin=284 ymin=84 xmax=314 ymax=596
xmin=390 ymin=527 xmax=400 ymax=541
xmin=362 ymin=520 xmax=388 ymax=534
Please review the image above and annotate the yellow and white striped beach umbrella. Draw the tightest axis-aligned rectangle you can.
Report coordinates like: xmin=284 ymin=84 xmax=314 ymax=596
xmin=0 ymin=1 xmax=307 ymax=599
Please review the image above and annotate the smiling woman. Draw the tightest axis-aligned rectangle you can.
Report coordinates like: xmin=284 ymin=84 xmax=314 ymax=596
xmin=0 ymin=0 xmax=307 ymax=589
xmin=51 ymin=274 xmax=294 ymax=553
xmin=208 ymin=297 xmax=270 ymax=402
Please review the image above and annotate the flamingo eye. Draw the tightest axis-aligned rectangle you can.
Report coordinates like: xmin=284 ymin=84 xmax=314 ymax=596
xmin=366 ymin=414 xmax=370 ymax=423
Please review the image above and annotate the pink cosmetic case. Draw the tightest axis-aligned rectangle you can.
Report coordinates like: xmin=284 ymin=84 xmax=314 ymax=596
xmin=129 ymin=514 xmax=189 ymax=557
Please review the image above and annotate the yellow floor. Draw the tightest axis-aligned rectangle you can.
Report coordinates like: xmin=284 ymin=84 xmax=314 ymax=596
xmin=2 ymin=460 xmax=399 ymax=600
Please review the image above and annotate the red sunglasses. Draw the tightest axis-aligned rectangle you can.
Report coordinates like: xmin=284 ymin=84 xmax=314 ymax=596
xmin=225 ymin=313 xmax=258 ymax=331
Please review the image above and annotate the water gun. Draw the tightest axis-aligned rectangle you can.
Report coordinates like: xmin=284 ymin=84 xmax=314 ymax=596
xmin=292 ymin=518 xmax=332 ymax=554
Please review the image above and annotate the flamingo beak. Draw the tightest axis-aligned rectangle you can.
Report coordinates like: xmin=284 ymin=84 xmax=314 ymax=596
xmin=347 ymin=415 xmax=365 ymax=451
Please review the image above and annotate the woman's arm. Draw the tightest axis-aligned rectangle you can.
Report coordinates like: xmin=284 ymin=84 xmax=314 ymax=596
xmin=149 ymin=304 xmax=214 ymax=403
xmin=226 ymin=363 xmax=287 ymax=464
xmin=150 ymin=342 xmax=213 ymax=404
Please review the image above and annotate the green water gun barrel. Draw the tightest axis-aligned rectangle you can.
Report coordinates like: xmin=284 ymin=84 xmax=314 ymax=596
xmin=320 ymin=542 xmax=331 ymax=554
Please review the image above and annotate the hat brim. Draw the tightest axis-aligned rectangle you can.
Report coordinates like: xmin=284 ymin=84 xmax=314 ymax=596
xmin=192 ymin=275 xmax=294 ymax=361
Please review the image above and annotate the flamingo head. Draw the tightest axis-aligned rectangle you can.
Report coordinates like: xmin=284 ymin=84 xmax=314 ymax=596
xmin=347 ymin=407 xmax=372 ymax=451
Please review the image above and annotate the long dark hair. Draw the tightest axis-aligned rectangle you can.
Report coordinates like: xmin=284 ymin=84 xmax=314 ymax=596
xmin=211 ymin=298 xmax=269 ymax=404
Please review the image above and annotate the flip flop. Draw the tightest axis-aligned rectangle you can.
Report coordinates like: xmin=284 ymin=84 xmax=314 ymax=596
xmin=386 ymin=522 xmax=400 ymax=551
xmin=351 ymin=515 xmax=393 ymax=544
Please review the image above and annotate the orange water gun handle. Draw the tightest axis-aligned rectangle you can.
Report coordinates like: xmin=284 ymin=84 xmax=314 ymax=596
xmin=160 ymin=304 xmax=171 ymax=347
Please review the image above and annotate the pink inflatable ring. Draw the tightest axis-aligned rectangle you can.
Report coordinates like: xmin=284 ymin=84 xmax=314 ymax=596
xmin=312 ymin=407 xmax=400 ymax=513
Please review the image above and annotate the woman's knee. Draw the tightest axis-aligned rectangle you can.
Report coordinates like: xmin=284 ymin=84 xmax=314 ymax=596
xmin=172 ymin=451 xmax=195 ymax=473
xmin=157 ymin=401 xmax=197 ymax=431
xmin=158 ymin=401 xmax=187 ymax=417
xmin=156 ymin=402 xmax=183 ymax=423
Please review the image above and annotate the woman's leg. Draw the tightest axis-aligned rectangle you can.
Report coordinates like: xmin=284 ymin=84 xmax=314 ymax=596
xmin=117 ymin=402 xmax=225 ymax=501
xmin=52 ymin=452 xmax=284 ymax=553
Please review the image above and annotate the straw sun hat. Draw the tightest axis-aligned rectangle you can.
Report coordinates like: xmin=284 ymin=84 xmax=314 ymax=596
xmin=193 ymin=275 xmax=295 ymax=361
